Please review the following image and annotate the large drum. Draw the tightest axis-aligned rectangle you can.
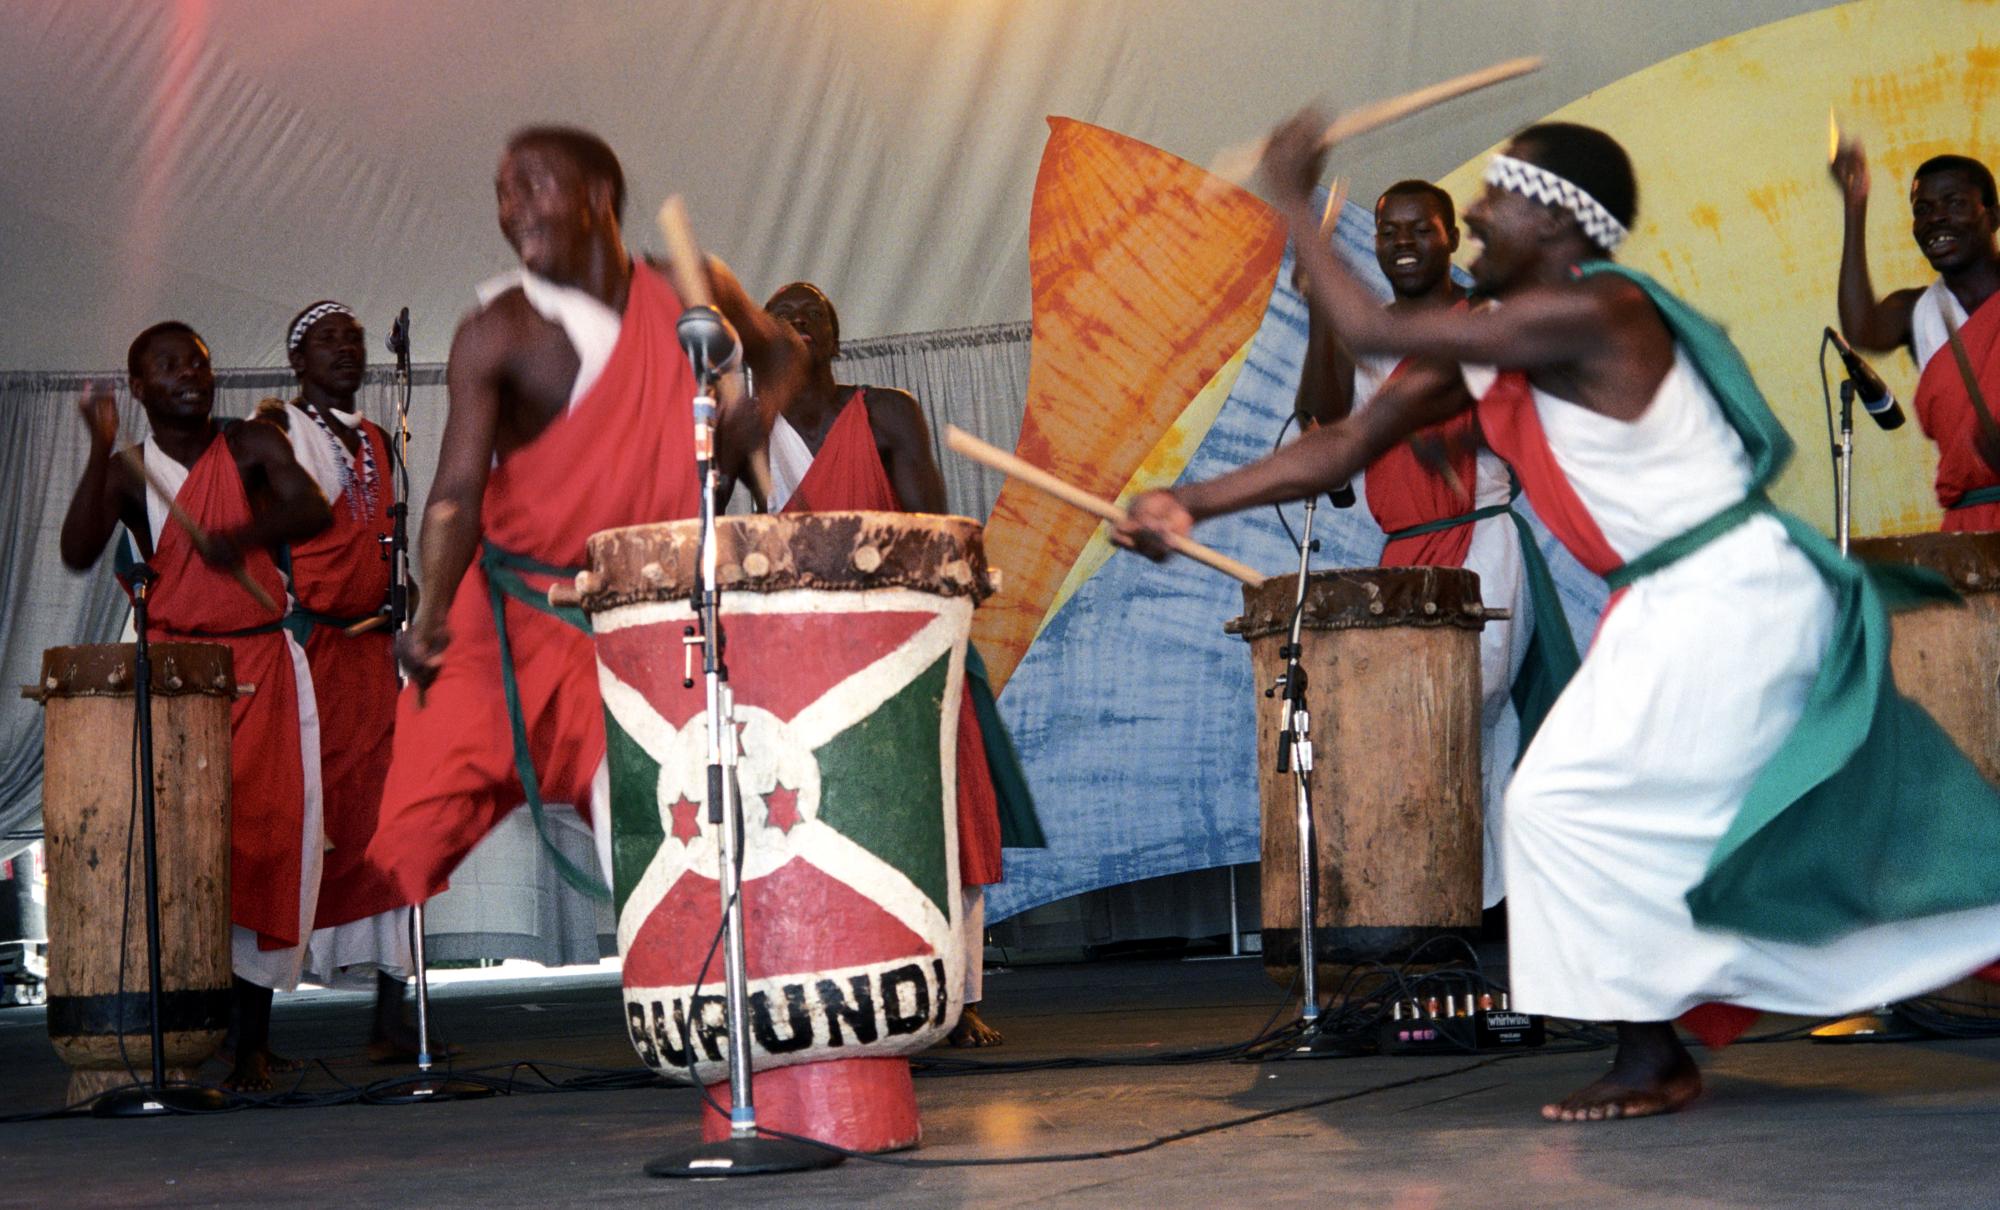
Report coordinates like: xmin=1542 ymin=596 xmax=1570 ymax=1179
xmin=1228 ymin=568 xmax=1488 ymax=980
xmin=576 ymin=511 xmax=993 ymax=1154
xmin=26 ymin=643 xmax=234 ymax=1101
xmin=1854 ymin=533 xmax=2000 ymax=782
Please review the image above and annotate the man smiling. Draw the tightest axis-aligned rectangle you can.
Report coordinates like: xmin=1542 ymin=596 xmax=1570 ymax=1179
xmin=1831 ymin=146 xmax=2000 ymax=529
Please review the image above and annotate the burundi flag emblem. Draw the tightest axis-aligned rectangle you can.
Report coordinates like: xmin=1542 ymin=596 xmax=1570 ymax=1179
xmin=592 ymin=586 xmax=967 ymax=1085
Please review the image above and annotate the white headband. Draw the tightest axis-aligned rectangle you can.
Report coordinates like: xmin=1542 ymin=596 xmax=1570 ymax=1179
xmin=1483 ymin=154 xmax=1629 ymax=252
xmin=288 ymin=301 xmax=354 ymax=353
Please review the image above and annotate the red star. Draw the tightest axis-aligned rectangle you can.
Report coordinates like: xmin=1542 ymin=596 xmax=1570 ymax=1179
xmin=764 ymin=783 xmax=802 ymax=834
xmin=668 ymin=795 xmax=703 ymax=843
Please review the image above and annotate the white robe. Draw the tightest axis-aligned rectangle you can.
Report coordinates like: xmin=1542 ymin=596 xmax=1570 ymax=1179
xmin=1354 ymin=356 xmax=1530 ymax=908
xmin=1497 ymin=349 xmax=2000 ymax=1021
xmin=1911 ymin=277 xmax=1968 ymax=373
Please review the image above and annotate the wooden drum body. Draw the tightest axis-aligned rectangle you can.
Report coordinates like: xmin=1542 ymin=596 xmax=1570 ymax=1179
xmin=1229 ymin=568 xmax=1487 ymax=978
xmin=28 ymin=643 xmax=233 ymax=1101
xmin=578 ymin=511 xmax=994 ymax=1154
xmin=1854 ymin=533 xmax=2000 ymax=783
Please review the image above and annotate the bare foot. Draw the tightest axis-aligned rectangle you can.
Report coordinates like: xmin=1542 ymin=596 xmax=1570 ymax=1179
xmin=222 ymin=1051 xmax=273 ymax=1093
xmin=948 ymin=1004 xmax=1004 ymax=1048
xmin=1542 ymin=1021 xmax=1701 ymax=1123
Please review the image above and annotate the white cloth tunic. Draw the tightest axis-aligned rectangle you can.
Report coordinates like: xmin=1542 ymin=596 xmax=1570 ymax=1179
xmin=1354 ymin=355 xmax=1529 ymax=907
xmin=1911 ymin=277 xmax=1968 ymax=373
xmin=1498 ymin=349 xmax=2000 ymax=1021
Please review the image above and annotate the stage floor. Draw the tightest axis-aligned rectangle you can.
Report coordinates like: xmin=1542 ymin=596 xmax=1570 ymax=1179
xmin=3 ymin=955 xmax=1999 ymax=1207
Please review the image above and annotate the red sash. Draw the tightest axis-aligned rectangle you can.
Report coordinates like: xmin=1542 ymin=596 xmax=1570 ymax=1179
xmin=1915 ymin=291 xmax=2000 ymax=531
xmin=291 ymin=421 xmax=404 ymax=927
xmin=145 ymin=432 xmax=305 ymax=948
xmin=1367 ymin=357 xmax=1483 ymax=567
xmin=367 ymin=261 xmax=703 ymax=902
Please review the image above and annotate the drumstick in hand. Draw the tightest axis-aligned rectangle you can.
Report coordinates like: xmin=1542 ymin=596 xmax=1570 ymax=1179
xmin=657 ymin=195 xmax=715 ymax=310
xmin=943 ymin=426 xmax=1263 ymax=586
xmin=1209 ymin=57 xmax=1543 ymax=186
xmin=117 ymin=446 xmax=280 ymax=613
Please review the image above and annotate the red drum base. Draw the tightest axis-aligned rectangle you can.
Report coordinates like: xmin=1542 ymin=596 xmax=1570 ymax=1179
xmin=699 ymin=1056 xmax=921 ymax=1154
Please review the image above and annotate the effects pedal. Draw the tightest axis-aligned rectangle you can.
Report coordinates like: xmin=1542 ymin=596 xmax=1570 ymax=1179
xmin=1378 ymin=993 xmax=1546 ymax=1055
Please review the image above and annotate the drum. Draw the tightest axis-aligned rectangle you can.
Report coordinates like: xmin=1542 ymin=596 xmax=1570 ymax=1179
xmin=577 ymin=511 xmax=994 ymax=1154
xmin=1853 ymin=533 xmax=2000 ymax=782
xmin=26 ymin=643 xmax=234 ymax=1101
xmin=1852 ymin=533 xmax=2000 ymax=1010
xmin=1228 ymin=568 xmax=1487 ymax=980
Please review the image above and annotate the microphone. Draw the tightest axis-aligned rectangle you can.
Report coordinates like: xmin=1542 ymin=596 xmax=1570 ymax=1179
xmin=677 ymin=305 xmax=741 ymax=384
xmin=387 ymin=307 xmax=411 ymax=375
xmin=1826 ymin=327 xmax=1905 ymax=430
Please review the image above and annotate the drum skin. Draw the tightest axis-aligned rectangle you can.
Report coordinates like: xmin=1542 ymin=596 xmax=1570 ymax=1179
xmin=581 ymin=512 xmax=993 ymax=1153
xmin=30 ymin=643 xmax=233 ymax=1101
xmin=1229 ymin=568 xmax=1487 ymax=976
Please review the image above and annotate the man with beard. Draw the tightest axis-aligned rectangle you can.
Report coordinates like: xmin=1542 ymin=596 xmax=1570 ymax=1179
xmin=365 ymin=127 xmax=803 ymax=906
xmin=1830 ymin=146 xmax=2000 ymax=529
xmin=761 ymin=281 xmax=1046 ymax=1047
xmin=1117 ymin=116 xmax=2000 ymax=1122
xmin=259 ymin=300 xmax=420 ymax=1060
xmin=61 ymin=322 xmax=333 ymax=1090
xmin=1292 ymin=181 xmax=1546 ymax=913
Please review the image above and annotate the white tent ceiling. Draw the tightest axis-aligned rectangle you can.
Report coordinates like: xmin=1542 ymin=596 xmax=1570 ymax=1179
xmin=1 ymin=0 xmax=1832 ymax=373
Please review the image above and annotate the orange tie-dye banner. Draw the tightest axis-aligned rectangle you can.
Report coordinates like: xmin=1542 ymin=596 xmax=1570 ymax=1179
xmin=975 ymin=118 xmax=1286 ymax=690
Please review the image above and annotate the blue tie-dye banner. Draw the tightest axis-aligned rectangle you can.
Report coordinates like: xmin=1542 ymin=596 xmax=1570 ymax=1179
xmin=989 ymin=193 xmax=1609 ymax=921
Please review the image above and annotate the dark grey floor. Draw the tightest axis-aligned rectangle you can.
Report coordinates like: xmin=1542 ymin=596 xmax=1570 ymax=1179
xmin=2 ymin=957 xmax=1998 ymax=1208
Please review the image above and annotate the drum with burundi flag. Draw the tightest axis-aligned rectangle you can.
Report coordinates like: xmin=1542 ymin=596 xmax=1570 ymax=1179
xmin=579 ymin=511 xmax=993 ymax=1153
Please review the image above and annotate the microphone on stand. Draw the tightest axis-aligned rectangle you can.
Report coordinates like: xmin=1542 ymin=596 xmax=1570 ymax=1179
xmin=1826 ymin=327 xmax=1905 ymax=430
xmin=387 ymin=306 xmax=412 ymax=382
xmin=677 ymin=305 xmax=741 ymax=384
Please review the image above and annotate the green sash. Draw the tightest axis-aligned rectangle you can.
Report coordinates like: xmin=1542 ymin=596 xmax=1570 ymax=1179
xmin=964 ymin=644 xmax=1047 ymax=849
xmin=1584 ymin=262 xmax=2000 ymax=944
xmin=1384 ymin=479 xmax=1580 ymax=752
xmin=482 ymin=541 xmax=610 ymax=900
xmin=1949 ymin=484 xmax=2000 ymax=510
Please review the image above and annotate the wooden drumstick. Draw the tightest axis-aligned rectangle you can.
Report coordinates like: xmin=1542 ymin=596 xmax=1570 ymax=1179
xmin=117 ymin=446 xmax=280 ymax=613
xmin=656 ymin=195 xmax=715 ymax=311
xmin=1210 ymin=57 xmax=1544 ymax=186
xmin=1318 ymin=175 xmax=1349 ymax=240
xmin=343 ymin=614 xmax=389 ymax=636
xmin=943 ymin=426 xmax=1263 ymax=586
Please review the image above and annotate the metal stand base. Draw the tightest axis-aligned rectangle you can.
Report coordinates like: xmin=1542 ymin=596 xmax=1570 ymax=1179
xmin=646 ymin=1135 xmax=845 ymax=1179
xmin=92 ymin=1084 xmax=229 ymax=1117
xmin=382 ymin=1074 xmax=497 ymax=1102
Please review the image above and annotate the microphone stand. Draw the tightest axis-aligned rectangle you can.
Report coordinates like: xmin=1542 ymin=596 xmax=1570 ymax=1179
xmin=95 ymin=564 xmax=227 ymax=1116
xmin=647 ymin=308 xmax=839 ymax=1178
xmin=1835 ymin=380 xmax=1855 ymax=557
xmin=1269 ymin=498 xmax=1340 ymax=1053
xmin=381 ymin=320 xmax=491 ymax=1101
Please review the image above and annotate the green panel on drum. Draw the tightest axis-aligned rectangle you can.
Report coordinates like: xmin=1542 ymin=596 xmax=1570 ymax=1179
xmin=606 ymin=713 xmax=663 ymax=914
xmin=814 ymin=651 xmax=951 ymax=915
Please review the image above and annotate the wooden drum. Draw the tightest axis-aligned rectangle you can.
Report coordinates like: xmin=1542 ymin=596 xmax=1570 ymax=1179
xmin=26 ymin=643 xmax=233 ymax=1101
xmin=576 ymin=511 xmax=994 ymax=1154
xmin=1854 ymin=533 xmax=2000 ymax=783
xmin=1228 ymin=568 xmax=1488 ymax=979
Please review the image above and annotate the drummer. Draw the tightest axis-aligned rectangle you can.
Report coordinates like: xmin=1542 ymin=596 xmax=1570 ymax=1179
xmin=1829 ymin=144 xmax=2000 ymax=529
xmin=363 ymin=126 xmax=808 ymax=905
xmin=60 ymin=322 xmax=333 ymax=1091
xmin=1293 ymin=181 xmax=1544 ymax=913
xmin=762 ymin=281 xmax=1047 ymax=1048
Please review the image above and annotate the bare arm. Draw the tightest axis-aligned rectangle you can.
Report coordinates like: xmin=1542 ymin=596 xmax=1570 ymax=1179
xmin=1293 ymin=282 xmax=1356 ymax=425
xmin=223 ymin=419 xmax=333 ymax=560
xmin=1116 ymin=360 xmax=1474 ymax=557
xmin=1831 ymin=140 xmax=1921 ymax=352
xmin=397 ymin=309 xmax=504 ymax=689
xmin=60 ymin=386 xmax=140 ymax=570
xmin=866 ymin=387 xmax=947 ymax=513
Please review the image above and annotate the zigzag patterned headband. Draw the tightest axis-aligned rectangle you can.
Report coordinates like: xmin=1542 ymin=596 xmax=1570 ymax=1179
xmin=288 ymin=301 xmax=354 ymax=353
xmin=1483 ymin=154 xmax=1629 ymax=252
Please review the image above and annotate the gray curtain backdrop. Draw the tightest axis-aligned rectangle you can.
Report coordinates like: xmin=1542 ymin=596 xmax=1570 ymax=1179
xmin=7 ymin=321 xmax=1208 ymax=960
